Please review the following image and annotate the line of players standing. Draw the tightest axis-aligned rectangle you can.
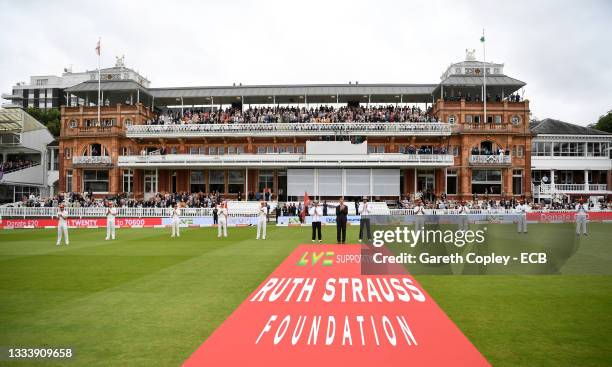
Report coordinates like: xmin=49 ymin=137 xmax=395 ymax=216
xmin=54 ymin=199 xmax=591 ymax=246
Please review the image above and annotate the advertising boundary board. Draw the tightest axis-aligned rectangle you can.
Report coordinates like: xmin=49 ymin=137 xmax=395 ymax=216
xmin=183 ymin=244 xmax=490 ymax=367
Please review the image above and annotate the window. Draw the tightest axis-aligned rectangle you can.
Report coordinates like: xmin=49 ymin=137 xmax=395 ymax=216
xmin=510 ymin=115 xmax=521 ymax=125
xmin=190 ymin=170 xmax=205 ymax=193
xmin=553 ymin=142 xmax=584 ymax=156
xmin=368 ymin=145 xmax=376 ymax=154
xmin=144 ymin=170 xmax=157 ymax=194
xmin=258 ymin=170 xmax=274 ymax=193
xmin=494 ymin=115 xmax=502 ymax=124
xmin=14 ymin=186 xmax=39 ymax=202
xmin=83 ymin=170 xmax=109 ymax=192
xmin=209 ymin=147 xmax=217 ymax=155
xmin=190 ymin=147 xmax=198 ymax=154
xmin=451 ymin=146 xmax=460 ymax=156
xmin=278 ymin=146 xmax=286 ymax=154
xmin=486 ymin=115 xmax=493 ymax=124
xmin=123 ymin=169 xmax=133 ymax=193
xmin=124 ymin=118 xmax=133 ymax=127
xmin=237 ymin=146 xmax=245 ymax=154
xmin=448 ymin=115 xmax=456 ymax=124
xmin=465 ymin=115 xmax=473 ymax=123
xmin=257 ymin=146 xmax=266 ymax=154
xmin=120 ymin=147 xmax=131 ymax=156
xmin=64 ymin=148 xmax=71 ymax=159
xmin=473 ymin=115 xmax=481 ymax=124
xmin=209 ymin=170 xmax=225 ymax=193
xmin=66 ymin=170 xmax=73 ymax=193
xmin=512 ymin=145 xmax=524 ymax=157
xmin=266 ymin=146 xmax=275 ymax=154
xmin=286 ymin=146 xmax=294 ymax=154
xmin=471 ymin=169 xmax=502 ymax=195
xmin=512 ymin=169 xmax=523 ymax=195
xmin=446 ymin=169 xmax=457 ymax=195
xmin=218 ymin=146 xmax=225 ymax=155
xmin=297 ymin=146 xmax=305 ymax=154
xmin=376 ymin=146 xmax=385 ymax=153
xmin=228 ymin=170 xmax=245 ymax=194
xmin=587 ymin=142 xmax=607 ymax=157
xmin=228 ymin=146 xmax=236 ymax=154
xmin=532 ymin=142 xmax=552 ymax=156
xmin=35 ymin=79 xmax=48 ymax=86
xmin=398 ymin=146 xmax=405 ymax=154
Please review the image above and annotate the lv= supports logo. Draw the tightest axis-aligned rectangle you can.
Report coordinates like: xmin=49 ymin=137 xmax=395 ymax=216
xmin=183 ymin=244 xmax=490 ymax=367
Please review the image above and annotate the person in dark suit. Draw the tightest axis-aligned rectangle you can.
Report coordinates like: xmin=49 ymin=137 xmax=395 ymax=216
xmin=336 ymin=197 xmax=348 ymax=244
xmin=212 ymin=205 xmax=219 ymax=225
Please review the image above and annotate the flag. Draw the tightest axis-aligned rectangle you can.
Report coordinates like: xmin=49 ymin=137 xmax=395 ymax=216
xmin=95 ymin=39 xmax=100 ymax=56
xmin=480 ymin=35 xmax=485 ymax=43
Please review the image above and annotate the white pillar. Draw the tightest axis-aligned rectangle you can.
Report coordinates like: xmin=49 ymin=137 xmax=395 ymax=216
xmin=245 ymin=167 xmax=248 ymax=201
xmin=584 ymin=170 xmax=589 ymax=191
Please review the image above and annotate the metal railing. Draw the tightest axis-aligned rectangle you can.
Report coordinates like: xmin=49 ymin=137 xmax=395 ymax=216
xmin=118 ymin=153 xmax=455 ymax=167
xmin=72 ymin=156 xmax=113 ymax=165
xmin=0 ymin=207 xmax=257 ymax=218
xmin=1 ymin=161 xmax=41 ymax=174
xmin=534 ymin=183 xmax=608 ymax=194
xmin=126 ymin=122 xmax=452 ymax=137
xmin=469 ymin=154 xmax=512 ymax=165
xmin=3 ymin=206 xmax=610 ymax=218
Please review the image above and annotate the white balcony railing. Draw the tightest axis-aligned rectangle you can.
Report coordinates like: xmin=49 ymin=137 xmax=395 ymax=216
xmin=72 ymin=156 xmax=112 ymax=165
xmin=126 ymin=122 xmax=452 ymax=138
xmin=469 ymin=154 xmax=512 ymax=165
xmin=535 ymin=183 xmax=608 ymax=194
xmin=118 ymin=153 xmax=455 ymax=168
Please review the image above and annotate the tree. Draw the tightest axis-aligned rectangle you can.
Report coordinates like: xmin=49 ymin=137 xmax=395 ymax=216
xmin=592 ymin=110 xmax=612 ymax=133
xmin=25 ymin=107 xmax=61 ymax=136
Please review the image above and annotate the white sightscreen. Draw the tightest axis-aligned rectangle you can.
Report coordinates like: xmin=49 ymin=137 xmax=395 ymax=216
xmin=287 ymin=169 xmax=315 ymax=196
xmin=372 ymin=169 xmax=400 ymax=196
xmin=318 ymin=169 xmax=342 ymax=196
xmin=345 ymin=169 xmax=370 ymax=196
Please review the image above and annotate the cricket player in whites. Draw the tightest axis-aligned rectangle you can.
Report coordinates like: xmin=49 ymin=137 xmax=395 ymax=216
xmin=256 ymin=200 xmax=267 ymax=240
xmin=575 ymin=199 xmax=588 ymax=236
xmin=458 ymin=201 xmax=470 ymax=231
xmin=56 ymin=203 xmax=69 ymax=246
xmin=515 ymin=200 xmax=529 ymax=234
xmin=105 ymin=202 xmax=117 ymax=240
xmin=171 ymin=203 xmax=181 ymax=238
xmin=217 ymin=201 xmax=228 ymax=238
xmin=414 ymin=199 xmax=425 ymax=232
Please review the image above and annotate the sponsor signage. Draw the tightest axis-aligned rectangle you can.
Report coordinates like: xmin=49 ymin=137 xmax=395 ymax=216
xmin=183 ymin=244 xmax=489 ymax=366
xmin=1 ymin=217 xmax=162 ymax=229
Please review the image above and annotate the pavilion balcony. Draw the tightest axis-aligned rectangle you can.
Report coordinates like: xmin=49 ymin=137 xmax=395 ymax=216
xmin=469 ymin=154 xmax=512 ymax=165
xmin=534 ymin=183 xmax=609 ymax=195
xmin=117 ymin=153 xmax=455 ymax=168
xmin=72 ymin=156 xmax=112 ymax=166
xmin=1 ymin=93 xmax=23 ymax=100
xmin=125 ymin=122 xmax=451 ymax=138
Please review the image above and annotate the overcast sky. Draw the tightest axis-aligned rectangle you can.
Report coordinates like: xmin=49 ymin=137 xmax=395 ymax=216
xmin=1 ymin=0 xmax=610 ymax=125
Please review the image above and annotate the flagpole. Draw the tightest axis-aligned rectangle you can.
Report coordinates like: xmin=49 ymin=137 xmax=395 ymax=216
xmin=482 ymin=29 xmax=487 ymax=123
xmin=97 ymin=37 xmax=101 ymax=125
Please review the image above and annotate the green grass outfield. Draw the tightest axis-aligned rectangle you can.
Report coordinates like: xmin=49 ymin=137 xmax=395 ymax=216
xmin=0 ymin=224 xmax=611 ymax=366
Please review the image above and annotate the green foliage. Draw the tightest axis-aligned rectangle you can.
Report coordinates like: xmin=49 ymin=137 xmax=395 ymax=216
xmin=25 ymin=107 xmax=61 ymax=136
xmin=592 ymin=110 xmax=612 ymax=133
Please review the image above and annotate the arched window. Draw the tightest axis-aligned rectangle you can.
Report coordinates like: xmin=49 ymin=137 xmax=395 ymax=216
xmin=82 ymin=143 xmax=109 ymax=157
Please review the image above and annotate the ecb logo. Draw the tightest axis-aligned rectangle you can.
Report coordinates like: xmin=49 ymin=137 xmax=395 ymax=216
xmin=296 ymin=251 xmax=334 ymax=266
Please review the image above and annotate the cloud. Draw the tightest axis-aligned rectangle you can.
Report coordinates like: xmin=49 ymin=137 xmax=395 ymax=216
xmin=1 ymin=0 xmax=610 ymax=124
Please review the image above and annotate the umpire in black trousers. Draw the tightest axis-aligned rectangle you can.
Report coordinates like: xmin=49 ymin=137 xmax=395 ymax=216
xmin=336 ymin=198 xmax=349 ymax=244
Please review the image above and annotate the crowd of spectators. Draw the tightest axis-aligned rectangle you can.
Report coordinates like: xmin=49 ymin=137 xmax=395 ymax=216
xmin=443 ymin=93 xmax=522 ymax=103
xmin=1 ymin=159 xmax=37 ymax=173
xmin=145 ymin=105 xmax=438 ymax=125
xmin=13 ymin=190 xmax=611 ymax=211
xmin=471 ymin=146 xmax=510 ymax=156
